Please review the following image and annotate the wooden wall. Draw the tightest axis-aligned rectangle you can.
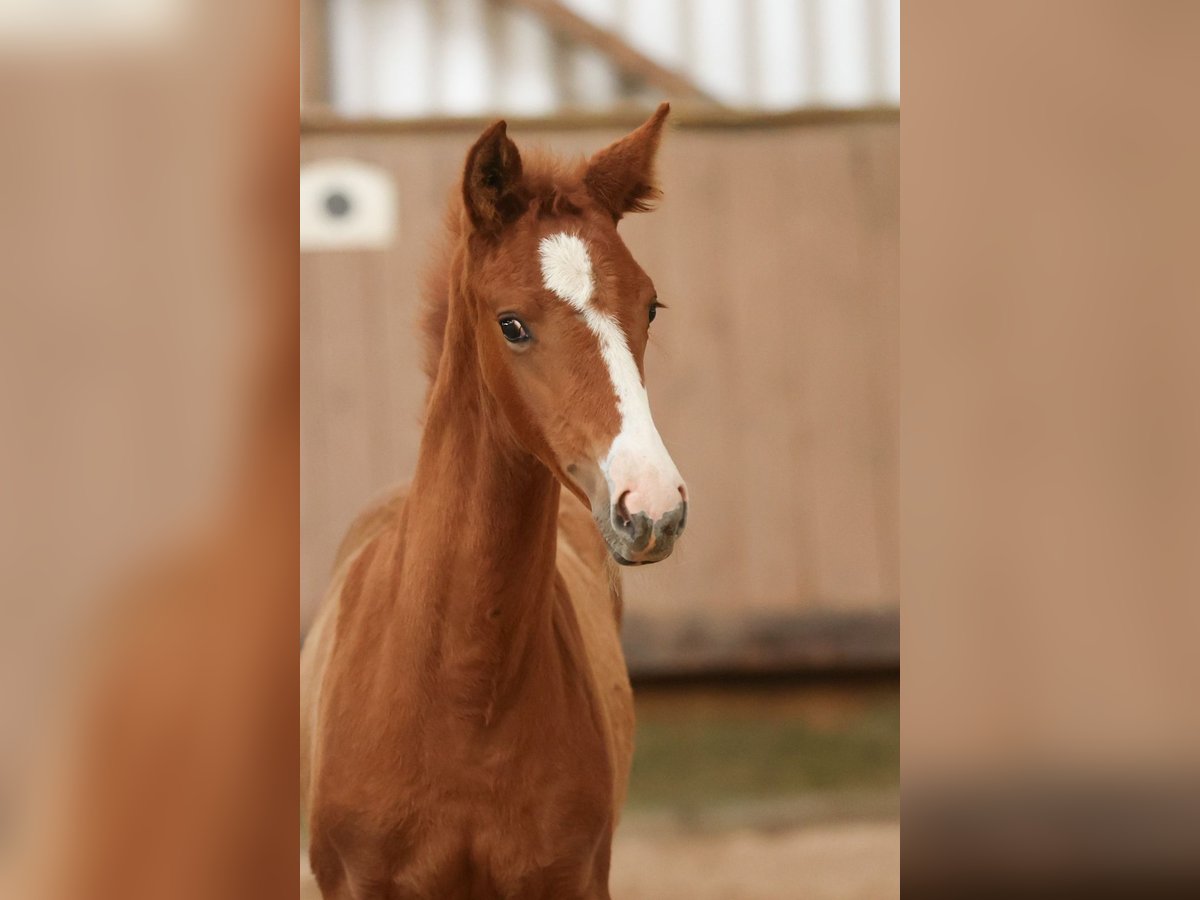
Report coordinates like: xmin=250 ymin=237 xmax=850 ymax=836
xmin=301 ymin=112 xmax=898 ymax=673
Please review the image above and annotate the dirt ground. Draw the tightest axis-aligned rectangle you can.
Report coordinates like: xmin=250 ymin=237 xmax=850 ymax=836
xmin=610 ymin=817 xmax=899 ymax=900
xmin=300 ymin=817 xmax=899 ymax=899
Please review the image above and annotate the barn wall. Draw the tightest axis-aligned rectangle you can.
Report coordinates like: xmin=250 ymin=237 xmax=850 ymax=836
xmin=301 ymin=113 xmax=898 ymax=672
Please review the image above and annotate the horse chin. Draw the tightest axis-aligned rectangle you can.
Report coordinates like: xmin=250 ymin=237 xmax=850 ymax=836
xmin=610 ymin=546 xmax=674 ymax=566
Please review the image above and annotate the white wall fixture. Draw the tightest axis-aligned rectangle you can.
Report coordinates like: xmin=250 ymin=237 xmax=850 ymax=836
xmin=300 ymin=159 xmax=397 ymax=252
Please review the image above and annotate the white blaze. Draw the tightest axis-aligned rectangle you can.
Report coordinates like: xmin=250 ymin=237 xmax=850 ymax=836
xmin=538 ymin=232 xmax=684 ymax=520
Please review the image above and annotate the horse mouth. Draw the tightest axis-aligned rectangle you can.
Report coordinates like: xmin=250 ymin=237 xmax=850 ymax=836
xmin=598 ymin=522 xmax=677 ymax=567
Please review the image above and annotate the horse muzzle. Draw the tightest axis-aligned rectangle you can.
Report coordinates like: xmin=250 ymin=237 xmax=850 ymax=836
xmin=603 ymin=482 xmax=686 ymax=565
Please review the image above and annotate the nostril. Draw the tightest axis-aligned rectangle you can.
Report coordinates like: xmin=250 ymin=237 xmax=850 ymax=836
xmin=678 ymin=485 xmax=687 ymax=503
xmin=616 ymin=491 xmax=632 ymax=525
xmin=663 ymin=502 xmax=686 ymax=537
xmin=613 ymin=491 xmax=634 ymax=536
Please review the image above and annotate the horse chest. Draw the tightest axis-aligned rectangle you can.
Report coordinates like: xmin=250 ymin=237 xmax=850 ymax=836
xmin=397 ymin=768 xmax=614 ymax=899
xmin=313 ymin=710 xmax=614 ymax=900
xmin=312 ymin=652 xmax=617 ymax=898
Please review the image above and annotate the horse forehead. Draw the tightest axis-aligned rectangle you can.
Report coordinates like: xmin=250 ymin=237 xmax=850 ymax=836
xmin=538 ymin=232 xmax=595 ymax=309
xmin=536 ymin=228 xmax=647 ymax=307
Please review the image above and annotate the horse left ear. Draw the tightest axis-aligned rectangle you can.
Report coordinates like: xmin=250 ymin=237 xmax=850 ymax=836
xmin=463 ymin=120 xmax=527 ymax=236
xmin=584 ymin=102 xmax=670 ymax=221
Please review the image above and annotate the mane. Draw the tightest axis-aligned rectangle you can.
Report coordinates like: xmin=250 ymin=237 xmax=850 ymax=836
xmin=418 ymin=149 xmax=591 ymax=387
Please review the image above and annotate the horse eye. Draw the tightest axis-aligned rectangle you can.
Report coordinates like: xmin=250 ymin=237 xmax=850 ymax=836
xmin=499 ymin=316 xmax=530 ymax=343
xmin=648 ymin=302 xmax=659 ymax=325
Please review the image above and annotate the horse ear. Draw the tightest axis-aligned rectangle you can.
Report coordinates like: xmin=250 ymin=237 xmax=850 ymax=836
xmin=463 ymin=120 xmax=526 ymax=235
xmin=584 ymin=102 xmax=670 ymax=221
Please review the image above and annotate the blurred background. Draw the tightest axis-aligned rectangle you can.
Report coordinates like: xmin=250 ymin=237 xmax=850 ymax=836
xmin=301 ymin=1 xmax=898 ymax=897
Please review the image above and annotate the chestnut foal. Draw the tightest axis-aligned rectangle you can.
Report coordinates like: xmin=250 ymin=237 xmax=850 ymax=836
xmin=301 ymin=105 xmax=687 ymax=900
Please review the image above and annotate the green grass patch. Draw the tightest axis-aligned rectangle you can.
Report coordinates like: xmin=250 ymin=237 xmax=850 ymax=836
xmin=626 ymin=684 xmax=899 ymax=811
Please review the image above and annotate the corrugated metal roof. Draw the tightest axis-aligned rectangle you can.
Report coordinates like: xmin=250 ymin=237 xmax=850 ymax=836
xmin=323 ymin=0 xmax=900 ymax=118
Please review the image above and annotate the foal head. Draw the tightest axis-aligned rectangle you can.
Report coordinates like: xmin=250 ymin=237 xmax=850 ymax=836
xmin=452 ymin=104 xmax=686 ymax=566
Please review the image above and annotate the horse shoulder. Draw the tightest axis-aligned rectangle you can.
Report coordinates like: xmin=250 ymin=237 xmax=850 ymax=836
xmin=300 ymin=484 xmax=410 ymax=810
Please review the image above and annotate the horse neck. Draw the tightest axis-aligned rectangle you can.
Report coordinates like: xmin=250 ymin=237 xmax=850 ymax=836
xmin=394 ymin=275 xmax=563 ymax=705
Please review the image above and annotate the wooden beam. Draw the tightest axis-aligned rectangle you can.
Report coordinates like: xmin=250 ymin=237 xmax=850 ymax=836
xmin=301 ymin=106 xmax=900 ymax=136
xmin=621 ymin=610 xmax=900 ymax=678
xmin=501 ymin=0 xmax=723 ymax=108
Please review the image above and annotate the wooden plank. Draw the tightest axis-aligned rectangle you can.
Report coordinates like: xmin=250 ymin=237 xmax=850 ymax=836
xmin=502 ymin=0 xmax=722 ymax=107
xmin=796 ymin=127 xmax=888 ymax=608
xmin=300 ymin=250 xmax=327 ymax=628
xmin=371 ymin=135 xmax=463 ymax=488
xmin=723 ymin=130 xmax=822 ymax=610
xmin=309 ymin=247 xmax=379 ymax=608
xmin=618 ymin=130 xmax=746 ymax=622
xmin=305 ymin=194 xmax=381 ymax=614
xmin=858 ymin=123 xmax=901 ymax=603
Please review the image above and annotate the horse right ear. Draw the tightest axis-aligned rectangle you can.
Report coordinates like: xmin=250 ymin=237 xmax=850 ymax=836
xmin=463 ymin=120 xmax=526 ymax=236
xmin=584 ymin=102 xmax=670 ymax=221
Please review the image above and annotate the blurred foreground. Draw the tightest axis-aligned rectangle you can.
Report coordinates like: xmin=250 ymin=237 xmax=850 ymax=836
xmin=0 ymin=3 xmax=299 ymax=898
xmin=902 ymin=3 xmax=1200 ymax=895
